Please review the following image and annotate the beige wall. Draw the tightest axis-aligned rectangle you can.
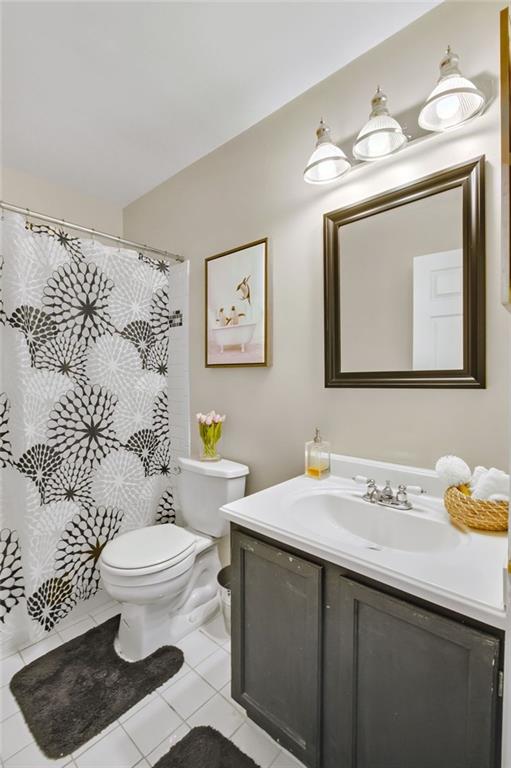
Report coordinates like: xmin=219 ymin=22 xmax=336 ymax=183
xmin=124 ymin=2 xmax=509 ymax=494
xmin=2 ymin=167 xmax=123 ymax=234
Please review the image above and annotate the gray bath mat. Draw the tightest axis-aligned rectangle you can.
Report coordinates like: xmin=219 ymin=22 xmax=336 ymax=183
xmin=154 ymin=726 xmax=260 ymax=768
xmin=10 ymin=614 xmax=184 ymax=759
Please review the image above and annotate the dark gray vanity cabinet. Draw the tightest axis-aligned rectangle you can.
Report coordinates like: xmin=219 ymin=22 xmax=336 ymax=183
xmin=231 ymin=529 xmax=323 ymax=767
xmin=231 ymin=527 xmax=503 ymax=768
xmin=333 ymin=577 xmax=501 ymax=768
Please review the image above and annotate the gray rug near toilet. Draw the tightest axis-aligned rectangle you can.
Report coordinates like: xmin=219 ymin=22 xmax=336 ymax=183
xmin=154 ymin=726 xmax=260 ymax=768
xmin=10 ymin=615 xmax=184 ymax=759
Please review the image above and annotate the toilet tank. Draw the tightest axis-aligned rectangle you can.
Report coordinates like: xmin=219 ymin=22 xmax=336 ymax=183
xmin=177 ymin=457 xmax=249 ymax=537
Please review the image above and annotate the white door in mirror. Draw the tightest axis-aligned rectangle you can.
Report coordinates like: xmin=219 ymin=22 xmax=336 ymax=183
xmin=413 ymin=249 xmax=463 ymax=370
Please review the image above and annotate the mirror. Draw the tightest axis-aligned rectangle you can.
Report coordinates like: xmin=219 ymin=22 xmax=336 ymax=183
xmin=324 ymin=157 xmax=485 ymax=388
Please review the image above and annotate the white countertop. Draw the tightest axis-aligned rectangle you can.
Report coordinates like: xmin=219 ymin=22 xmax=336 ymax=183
xmin=221 ymin=465 xmax=508 ymax=630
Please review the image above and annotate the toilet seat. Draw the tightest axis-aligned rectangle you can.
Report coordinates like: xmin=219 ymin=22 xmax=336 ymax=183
xmin=101 ymin=524 xmax=196 ymax=577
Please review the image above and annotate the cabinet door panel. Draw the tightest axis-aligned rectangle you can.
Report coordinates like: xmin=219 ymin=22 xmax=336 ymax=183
xmin=231 ymin=530 xmax=322 ymax=767
xmin=337 ymin=577 xmax=501 ymax=768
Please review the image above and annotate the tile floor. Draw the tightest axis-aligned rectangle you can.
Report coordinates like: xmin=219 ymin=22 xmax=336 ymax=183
xmin=0 ymin=599 xmax=305 ymax=768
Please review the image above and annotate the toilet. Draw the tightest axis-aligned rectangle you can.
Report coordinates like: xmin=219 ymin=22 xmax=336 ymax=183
xmin=99 ymin=456 xmax=249 ymax=661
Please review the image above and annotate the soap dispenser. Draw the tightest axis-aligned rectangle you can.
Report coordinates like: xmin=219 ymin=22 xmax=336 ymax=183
xmin=305 ymin=428 xmax=330 ymax=479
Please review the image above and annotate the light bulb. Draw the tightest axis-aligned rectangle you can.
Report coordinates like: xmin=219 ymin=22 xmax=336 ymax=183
xmin=435 ymin=94 xmax=460 ymax=121
xmin=419 ymin=47 xmax=485 ymax=132
xmin=303 ymin=119 xmax=350 ymax=184
xmin=353 ymin=87 xmax=407 ymax=162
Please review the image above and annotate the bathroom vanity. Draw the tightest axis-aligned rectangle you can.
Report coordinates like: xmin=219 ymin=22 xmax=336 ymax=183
xmin=221 ymin=456 xmax=507 ymax=768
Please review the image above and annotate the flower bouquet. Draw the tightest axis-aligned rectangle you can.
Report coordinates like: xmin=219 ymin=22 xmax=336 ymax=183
xmin=196 ymin=410 xmax=226 ymax=461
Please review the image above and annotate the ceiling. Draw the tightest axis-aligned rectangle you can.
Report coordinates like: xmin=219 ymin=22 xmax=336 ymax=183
xmin=2 ymin=1 xmax=439 ymax=207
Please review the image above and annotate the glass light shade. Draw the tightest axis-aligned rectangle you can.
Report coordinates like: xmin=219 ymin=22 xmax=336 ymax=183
xmin=353 ymin=87 xmax=407 ymax=162
xmin=304 ymin=120 xmax=350 ymax=184
xmin=419 ymin=48 xmax=485 ymax=132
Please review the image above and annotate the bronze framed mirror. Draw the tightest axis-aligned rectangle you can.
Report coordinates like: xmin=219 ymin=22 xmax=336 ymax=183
xmin=324 ymin=156 xmax=485 ymax=388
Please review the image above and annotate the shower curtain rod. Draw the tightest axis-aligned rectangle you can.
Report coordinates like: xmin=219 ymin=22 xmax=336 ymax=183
xmin=0 ymin=200 xmax=184 ymax=263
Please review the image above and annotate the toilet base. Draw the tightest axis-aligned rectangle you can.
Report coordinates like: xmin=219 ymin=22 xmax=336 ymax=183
xmin=114 ymin=536 xmax=222 ymax=662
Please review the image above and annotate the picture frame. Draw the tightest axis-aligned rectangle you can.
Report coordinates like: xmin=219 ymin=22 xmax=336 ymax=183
xmin=205 ymin=238 xmax=268 ymax=367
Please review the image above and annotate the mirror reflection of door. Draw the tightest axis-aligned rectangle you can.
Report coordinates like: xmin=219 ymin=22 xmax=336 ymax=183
xmin=413 ymin=249 xmax=463 ymax=370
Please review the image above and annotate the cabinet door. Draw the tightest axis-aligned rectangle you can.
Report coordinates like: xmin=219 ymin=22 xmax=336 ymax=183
xmin=335 ymin=577 xmax=501 ymax=768
xmin=231 ymin=530 xmax=322 ymax=767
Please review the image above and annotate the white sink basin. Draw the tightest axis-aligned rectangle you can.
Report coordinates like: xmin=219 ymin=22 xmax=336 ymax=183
xmin=284 ymin=491 xmax=462 ymax=553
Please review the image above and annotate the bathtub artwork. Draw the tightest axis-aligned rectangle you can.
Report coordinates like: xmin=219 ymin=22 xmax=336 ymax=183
xmin=205 ymin=238 xmax=268 ymax=366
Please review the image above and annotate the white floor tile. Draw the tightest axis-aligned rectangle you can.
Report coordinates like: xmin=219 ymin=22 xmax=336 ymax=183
xmin=200 ymin=611 xmax=230 ymax=647
xmin=161 ymin=669 xmax=215 ymax=720
xmin=176 ymin=629 xmax=218 ymax=667
xmin=4 ymin=740 xmax=71 ymax=767
xmin=195 ymin=646 xmax=230 ymax=690
xmin=156 ymin=661 xmax=190 ymax=693
xmin=270 ymin=747 xmax=307 ymax=767
xmin=145 ymin=723 xmax=190 ymax=766
xmin=91 ymin=603 xmax=121 ymax=625
xmin=20 ymin=634 xmax=63 ymax=665
xmin=1 ymin=641 xmax=20 ymax=661
xmin=118 ymin=692 xmax=159 ymax=725
xmin=231 ymin=721 xmax=281 ymax=768
xmin=0 ymin=711 xmax=34 ymax=760
xmin=220 ymin=682 xmax=246 ymax=715
xmin=72 ymin=722 xmax=117 ymax=758
xmin=0 ymin=654 xmax=23 ymax=687
xmin=187 ymin=692 xmax=245 ymax=738
xmin=74 ymin=726 xmax=141 ymax=768
xmin=58 ymin=617 xmax=96 ymax=643
xmin=0 ymin=682 xmax=20 ymax=721
xmin=122 ymin=695 xmax=182 ymax=756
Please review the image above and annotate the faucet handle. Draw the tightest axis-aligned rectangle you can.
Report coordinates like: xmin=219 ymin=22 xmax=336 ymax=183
xmin=381 ymin=480 xmax=394 ymax=501
xmin=396 ymin=484 xmax=408 ymax=503
xmin=405 ymin=484 xmax=426 ymax=495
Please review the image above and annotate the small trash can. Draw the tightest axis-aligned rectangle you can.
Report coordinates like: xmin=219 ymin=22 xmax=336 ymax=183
xmin=217 ymin=565 xmax=231 ymax=634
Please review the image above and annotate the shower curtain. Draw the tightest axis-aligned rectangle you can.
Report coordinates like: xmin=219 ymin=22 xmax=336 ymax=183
xmin=0 ymin=211 xmax=186 ymax=651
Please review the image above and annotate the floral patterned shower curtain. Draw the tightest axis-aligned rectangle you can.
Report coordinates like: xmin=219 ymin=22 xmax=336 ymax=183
xmin=0 ymin=211 xmax=185 ymax=651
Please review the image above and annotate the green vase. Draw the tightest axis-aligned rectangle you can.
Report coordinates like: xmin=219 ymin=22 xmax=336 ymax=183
xmin=199 ymin=422 xmax=222 ymax=461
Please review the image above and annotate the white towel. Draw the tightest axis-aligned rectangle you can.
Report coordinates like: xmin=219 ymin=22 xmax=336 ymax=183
xmin=472 ymin=467 xmax=510 ymax=500
xmin=489 ymin=493 xmax=509 ymax=502
xmin=470 ymin=465 xmax=487 ymax=491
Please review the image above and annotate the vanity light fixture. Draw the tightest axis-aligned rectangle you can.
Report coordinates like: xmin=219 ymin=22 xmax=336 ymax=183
xmin=353 ymin=87 xmax=408 ymax=161
xmin=418 ymin=46 xmax=486 ymax=132
xmin=303 ymin=119 xmax=350 ymax=184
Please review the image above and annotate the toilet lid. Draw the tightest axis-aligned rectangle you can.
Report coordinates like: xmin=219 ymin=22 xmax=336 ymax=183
xmin=101 ymin=524 xmax=196 ymax=570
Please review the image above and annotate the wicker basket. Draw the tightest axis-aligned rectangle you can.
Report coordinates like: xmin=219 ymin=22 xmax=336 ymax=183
xmin=444 ymin=486 xmax=508 ymax=532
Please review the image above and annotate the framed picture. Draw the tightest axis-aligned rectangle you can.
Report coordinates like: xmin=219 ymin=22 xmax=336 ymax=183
xmin=205 ymin=238 xmax=268 ymax=367
xmin=501 ymin=6 xmax=511 ymax=309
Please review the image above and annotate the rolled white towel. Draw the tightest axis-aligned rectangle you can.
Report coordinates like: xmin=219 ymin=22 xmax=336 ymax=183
xmin=435 ymin=455 xmax=471 ymax=490
xmin=472 ymin=467 xmax=510 ymax=500
xmin=471 ymin=465 xmax=488 ymax=491
xmin=489 ymin=493 xmax=509 ymax=503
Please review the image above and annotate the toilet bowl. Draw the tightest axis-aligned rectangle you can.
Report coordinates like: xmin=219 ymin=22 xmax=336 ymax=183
xmin=100 ymin=456 xmax=249 ymax=661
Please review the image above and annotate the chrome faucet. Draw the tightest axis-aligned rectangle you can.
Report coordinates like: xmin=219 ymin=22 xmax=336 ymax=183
xmin=355 ymin=477 xmax=425 ymax=511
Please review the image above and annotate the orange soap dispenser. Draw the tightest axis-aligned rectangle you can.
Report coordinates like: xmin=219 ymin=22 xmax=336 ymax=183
xmin=305 ymin=428 xmax=331 ymax=479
